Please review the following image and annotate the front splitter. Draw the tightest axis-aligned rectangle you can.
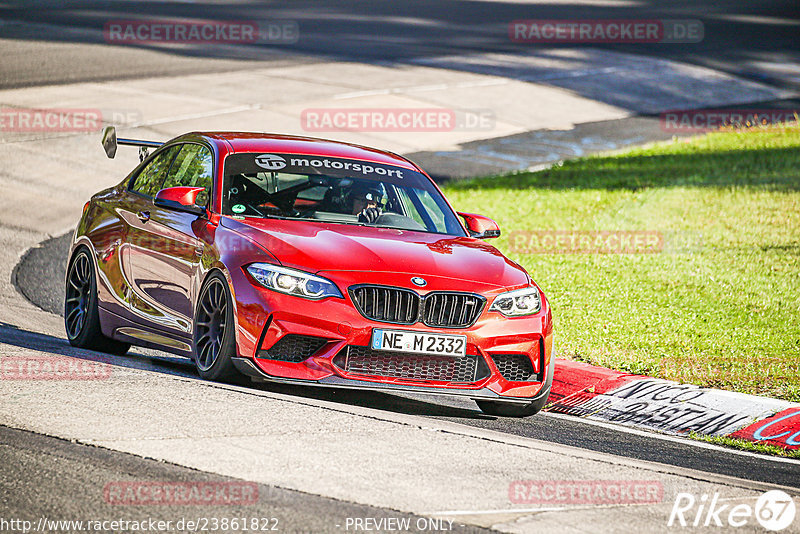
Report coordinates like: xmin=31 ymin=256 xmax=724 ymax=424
xmin=232 ymin=357 xmax=553 ymax=405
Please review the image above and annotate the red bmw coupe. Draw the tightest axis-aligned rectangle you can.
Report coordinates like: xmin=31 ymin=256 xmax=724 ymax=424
xmin=65 ymin=128 xmax=553 ymax=416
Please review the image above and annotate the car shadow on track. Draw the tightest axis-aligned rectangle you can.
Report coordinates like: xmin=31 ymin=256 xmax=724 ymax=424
xmin=0 ymin=321 xmax=491 ymax=420
xmin=0 ymin=320 xmax=196 ymax=376
xmin=253 ymin=380 xmax=494 ymax=419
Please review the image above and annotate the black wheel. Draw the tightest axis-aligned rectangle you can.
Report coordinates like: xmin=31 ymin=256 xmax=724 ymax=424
xmin=64 ymin=248 xmax=130 ymax=355
xmin=193 ymin=272 xmax=238 ymax=381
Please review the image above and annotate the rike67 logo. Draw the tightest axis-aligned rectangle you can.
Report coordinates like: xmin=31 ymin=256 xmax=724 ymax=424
xmin=668 ymin=490 xmax=796 ymax=531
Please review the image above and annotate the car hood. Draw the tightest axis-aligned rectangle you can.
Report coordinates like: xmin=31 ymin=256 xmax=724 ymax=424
xmin=221 ymin=217 xmax=529 ymax=289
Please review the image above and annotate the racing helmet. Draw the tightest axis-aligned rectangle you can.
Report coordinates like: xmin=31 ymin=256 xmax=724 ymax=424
xmin=348 ymin=181 xmax=385 ymax=207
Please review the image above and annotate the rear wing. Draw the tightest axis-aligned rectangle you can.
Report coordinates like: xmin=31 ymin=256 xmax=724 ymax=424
xmin=102 ymin=126 xmax=162 ymax=161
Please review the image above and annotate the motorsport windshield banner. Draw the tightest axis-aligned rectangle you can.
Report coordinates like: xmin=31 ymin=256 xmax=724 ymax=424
xmin=224 ymin=153 xmax=419 ymax=184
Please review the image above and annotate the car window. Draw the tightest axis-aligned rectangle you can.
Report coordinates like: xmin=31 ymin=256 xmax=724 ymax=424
xmin=396 ymin=188 xmax=447 ymax=233
xmin=243 ymin=172 xmax=328 ymax=199
xmin=221 ymin=153 xmax=466 ymax=236
xmin=129 ymin=146 xmax=180 ymax=198
xmin=161 ymin=144 xmax=214 ymax=206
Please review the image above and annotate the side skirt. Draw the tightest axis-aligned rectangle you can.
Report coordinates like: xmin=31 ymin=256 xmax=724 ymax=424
xmin=98 ymin=306 xmax=193 ymax=358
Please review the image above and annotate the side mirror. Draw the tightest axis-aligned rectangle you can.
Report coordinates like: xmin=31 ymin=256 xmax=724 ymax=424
xmin=154 ymin=187 xmax=207 ymax=217
xmin=458 ymin=212 xmax=501 ymax=239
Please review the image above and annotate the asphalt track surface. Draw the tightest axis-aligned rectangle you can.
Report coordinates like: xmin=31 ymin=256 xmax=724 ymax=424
xmin=1 ymin=0 xmax=799 ymax=91
xmin=0 ymin=425 xmax=491 ymax=533
xmin=13 ymin=233 xmax=800 ymax=490
xmin=2 ymin=1 xmax=798 ymax=180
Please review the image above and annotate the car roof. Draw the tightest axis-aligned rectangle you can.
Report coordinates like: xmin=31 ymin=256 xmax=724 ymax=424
xmin=191 ymin=132 xmax=419 ymax=171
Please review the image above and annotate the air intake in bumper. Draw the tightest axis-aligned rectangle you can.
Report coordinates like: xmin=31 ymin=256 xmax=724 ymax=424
xmin=489 ymin=354 xmax=537 ymax=382
xmin=258 ymin=334 xmax=329 ymax=363
xmin=333 ymin=345 xmax=490 ymax=383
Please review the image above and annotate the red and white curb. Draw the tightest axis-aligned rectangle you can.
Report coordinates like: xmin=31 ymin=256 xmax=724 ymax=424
xmin=546 ymin=360 xmax=800 ymax=450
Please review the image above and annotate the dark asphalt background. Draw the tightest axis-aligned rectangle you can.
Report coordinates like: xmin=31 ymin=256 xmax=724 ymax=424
xmin=2 ymin=1 xmax=798 ymax=178
xmin=1 ymin=0 xmax=799 ymax=91
xmin=0 ymin=425 xmax=492 ymax=534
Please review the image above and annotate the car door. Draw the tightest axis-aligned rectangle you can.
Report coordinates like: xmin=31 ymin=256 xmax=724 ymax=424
xmin=127 ymin=142 xmax=214 ymax=338
xmin=114 ymin=145 xmax=182 ymax=324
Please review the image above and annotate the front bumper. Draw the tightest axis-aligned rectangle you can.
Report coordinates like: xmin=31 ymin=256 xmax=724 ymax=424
xmin=231 ymin=355 xmax=555 ymax=404
xmin=230 ymin=268 xmax=554 ymax=401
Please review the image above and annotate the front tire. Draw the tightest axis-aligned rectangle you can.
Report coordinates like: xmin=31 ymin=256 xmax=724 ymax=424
xmin=64 ymin=248 xmax=130 ymax=355
xmin=193 ymin=272 xmax=238 ymax=381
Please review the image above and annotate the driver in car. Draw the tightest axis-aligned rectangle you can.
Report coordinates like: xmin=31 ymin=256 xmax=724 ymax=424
xmin=350 ymin=183 xmax=384 ymax=223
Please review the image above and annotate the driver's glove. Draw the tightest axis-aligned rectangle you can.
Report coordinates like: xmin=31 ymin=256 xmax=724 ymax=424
xmin=358 ymin=207 xmax=382 ymax=223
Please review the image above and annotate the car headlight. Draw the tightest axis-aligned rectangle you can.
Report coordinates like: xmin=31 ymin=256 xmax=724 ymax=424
xmin=489 ymin=287 xmax=541 ymax=317
xmin=246 ymin=263 xmax=343 ymax=300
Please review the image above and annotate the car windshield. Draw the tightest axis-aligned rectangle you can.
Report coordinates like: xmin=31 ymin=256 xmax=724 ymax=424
xmin=222 ymin=152 xmax=466 ymax=236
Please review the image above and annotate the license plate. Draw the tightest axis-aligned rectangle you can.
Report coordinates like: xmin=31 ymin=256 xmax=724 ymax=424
xmin=371 ymin=329 xmax=467 ymax=357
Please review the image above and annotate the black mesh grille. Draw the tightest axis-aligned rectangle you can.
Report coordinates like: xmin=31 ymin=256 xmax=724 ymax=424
xmin=350 ymin=285 xmax=484 ymax=328
xmin=335 ymin=345 xmax=480 ymax=382
xmin=258 ymin=335 xmax=328 ymax=363
xmin=422 ymin=292 xmax=485 ymax=328
xmin=350 ymin=286 xmax=419 ymax=324
xmin=490 ymin=354 xmax=536 ymax=382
